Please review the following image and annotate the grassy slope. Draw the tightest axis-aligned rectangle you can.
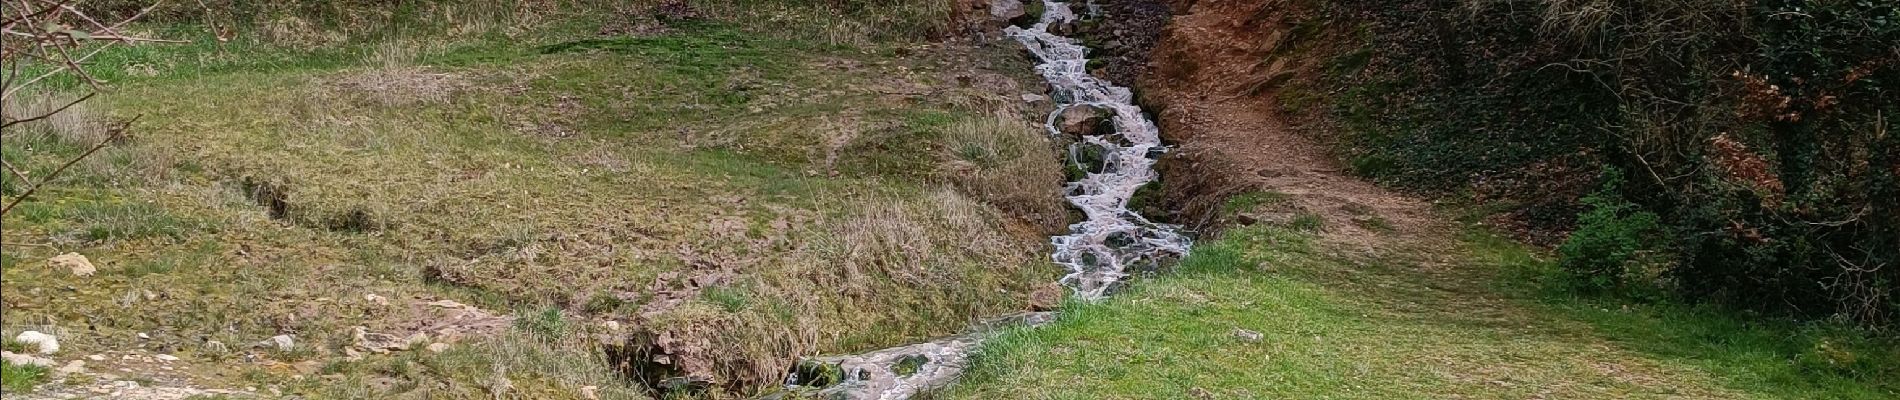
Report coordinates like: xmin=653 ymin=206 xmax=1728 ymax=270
xmin=1 ymin=4 xmax=1064 ymax=398
xmin=937 ymin=196 xmax=1899 ymax=399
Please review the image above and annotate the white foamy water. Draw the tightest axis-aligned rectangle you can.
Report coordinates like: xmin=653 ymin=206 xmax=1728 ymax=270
xmin=780 ymin=2 xmax=1188 ymax=398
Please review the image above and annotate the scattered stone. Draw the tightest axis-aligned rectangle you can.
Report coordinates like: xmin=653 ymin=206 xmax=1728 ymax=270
xmin=262 ymin=334 xmax=295 ymax=351
xmin=203 ymin=340 xmax=229 ymax=354
xmin=48 ymin=252 xmax=96 ymax=277
xmin=1233 ymin=328 xmax=1264 ymax=343
xmin=351 ymin=326 xmax=410 ymax=353
xmin=426 ymin=342 xmax=451 ymax=353
xmin=15 ymin=330 xmax=59 ymax=354
xmin=154 ymin=354 xmax=181 ymax=362
xmin=1 ymin=351 xmax=55 ymax=367
xmin=57 ymin=360 xmax=85 ymax=375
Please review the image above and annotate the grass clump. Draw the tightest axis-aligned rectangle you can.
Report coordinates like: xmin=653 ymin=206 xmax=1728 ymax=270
xmin=1 ymin=359 xmax=51 ymax=393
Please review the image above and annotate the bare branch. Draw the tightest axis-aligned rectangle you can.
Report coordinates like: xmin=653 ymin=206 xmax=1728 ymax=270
xmin=0 ymin=114 xmax=139 ymax=216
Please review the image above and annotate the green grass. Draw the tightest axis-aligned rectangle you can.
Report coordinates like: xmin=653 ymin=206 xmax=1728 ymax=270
xmin=2 ymin=359 xmax=52 ymax=393
xmin=939 ymin=225 xmax=1899 ymax=399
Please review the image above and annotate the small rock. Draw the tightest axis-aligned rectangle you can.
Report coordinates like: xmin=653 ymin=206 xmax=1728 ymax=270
xmin=154 ymin=354 xmax=180 ymax=362
xmin=351 ymin=326 xmax=408 ymax=353
xmin=1056 ymin=105 xmax=1111 ymax=138
xmin=262 ymin=334 xmax=295 ymax=351
xmin=1 ymin=351 xmax=55 ymax=367
xmin=364 ymin=293 xmax=389 ymax=307
xmin=581 ymin=385 xmax=600 ymax=400
xmin=989 ymin=0 xmax=1025 ymax=21
xmin=426 ymin=342 xmax=451 ymax=353
xmin=1021 ymin=93 xmax=1048 ymax=104
xmin=57 ymin=360 xmax=85 ymax=375
xmin=601 ymin=320 xmax=621 ymax=331
xmin=137 ymin=332 xmax=150 ymax=340
xmin=1233 ymin=328 xmax=1264 ymax=343
xmin=15 ymin=331 xmax=59 ymax=354
xmin=48 ymin=252 xmax=96 ymax=277
xmin=88 ymin=354 xmax=106 ymax=361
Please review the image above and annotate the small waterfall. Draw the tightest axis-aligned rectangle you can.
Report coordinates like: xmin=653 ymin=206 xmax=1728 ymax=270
xmin=780 ymin=2 xmax=1187 ymax=398
xmin=1013 ymin=2 xmax=1190 ymax=300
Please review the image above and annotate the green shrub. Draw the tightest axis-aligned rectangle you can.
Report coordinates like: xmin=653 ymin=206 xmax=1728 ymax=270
xmin=1558 ymin=169 xmax=1663 ymax=290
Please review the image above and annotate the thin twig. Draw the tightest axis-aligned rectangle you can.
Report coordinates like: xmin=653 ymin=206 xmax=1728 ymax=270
xmin=0 ymin=114 xmax=140 ymax=216
xmin=0 ymin=91 xmax=94 ymax=130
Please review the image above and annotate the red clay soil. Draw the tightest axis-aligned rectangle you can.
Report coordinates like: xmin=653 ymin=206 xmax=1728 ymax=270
xmin=1142 ymin=0 xmax=1440 ymax=250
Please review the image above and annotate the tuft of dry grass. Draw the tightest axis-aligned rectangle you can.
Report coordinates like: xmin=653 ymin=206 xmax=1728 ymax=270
xmin=940 ymin=111 xmax=1068 ymax=233
xmin=1 ymin=91 xmax=113 ymax=145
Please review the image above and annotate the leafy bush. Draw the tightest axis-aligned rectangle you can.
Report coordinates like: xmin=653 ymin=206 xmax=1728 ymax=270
xmin=1558 ymin=169 xmax=1663 ymax=290
xmin=1307 ymin=0 xmax=1899 ymax=326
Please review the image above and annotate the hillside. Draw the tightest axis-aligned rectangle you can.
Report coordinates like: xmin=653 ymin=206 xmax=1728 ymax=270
xmin=2 ymin=1 xmax=1895 ymax=399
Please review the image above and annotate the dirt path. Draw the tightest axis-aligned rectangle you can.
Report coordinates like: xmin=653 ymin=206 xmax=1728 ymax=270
xmin=1144 ymin=0 xmax=1439 ymax=250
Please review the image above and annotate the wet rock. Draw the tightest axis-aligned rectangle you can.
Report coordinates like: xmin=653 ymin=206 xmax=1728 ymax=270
xmin=890 ymin=354 xmax=930 ymax=377
xmin=787 ymin=359 xmax=845 ymax=387
xmin=989 ymin=0 xmax=1026 ymax=22
xmin=1233 ymin=328 xmax=1264 ymax=343
xmin=48 ymin=252 xmax=95 ymax=277
xmin=1056 ymin=105 xmax=1111 ymax=138
xmin=15 ymin=331 xmax=58 ymax=354
xmin=1 ymin=351 xmax=54 ymax=367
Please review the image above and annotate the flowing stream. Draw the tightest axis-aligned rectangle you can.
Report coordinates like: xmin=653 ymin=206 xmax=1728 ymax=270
xmin=781 ymin=2 xmax=1189 ymax=398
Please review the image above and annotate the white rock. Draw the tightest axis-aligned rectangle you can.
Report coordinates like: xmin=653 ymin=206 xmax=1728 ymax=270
xmin=88 ymin=354 xmax=106 ymax=361
xmin=364 ymin=293 xmax=389 ymax=307
xmin=15 ymin=331 xmax=59 ymax=354
xmin=48 ymin=252 xmax=96 ymax=276
xmin=1233 ymin=328 xmax=1264 ymax=343
xmin=1022 ymin=93 xmax=1049 ymax=103
xmin=581 ymin=385 xmax=600 ymax=400
xmin=601 ymin=320 xmax=621 ymax=331
xmin=425 ymin=342 xmax=451 ymax=353
xmin=137 ymin=332 xmax=150 ymax=340
xmin=154 ymin=354 xmax=180 ymax=362
xmin=1 ymin=351 xmax=55 ymax=367
xmin=267 ymin=333 xmax=292 ymax=350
